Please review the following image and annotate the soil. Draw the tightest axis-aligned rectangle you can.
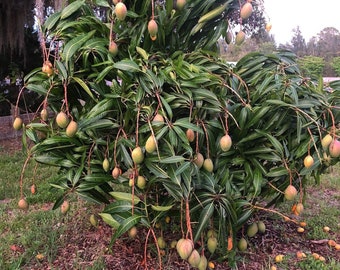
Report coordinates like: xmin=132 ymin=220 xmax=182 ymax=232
xmin=2 ymin=139 xmax=340 ymax=270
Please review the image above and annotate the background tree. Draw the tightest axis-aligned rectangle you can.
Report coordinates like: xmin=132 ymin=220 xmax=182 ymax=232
xmin=331 ymin=57 xmax=340 ymax=76
xmin=289 ymin=26 xmax=307 ymax=56
xmin=315 ymin=27 xmax=340 ymax=76
xmin=298 ymin=55 xmax=325 ymax=78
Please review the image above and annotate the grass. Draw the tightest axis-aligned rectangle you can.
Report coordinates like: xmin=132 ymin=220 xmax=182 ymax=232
xmin=0 ymin=151 xmax=339 ymax=269
xmin=0 ymin=152 xmax=63 ymax=269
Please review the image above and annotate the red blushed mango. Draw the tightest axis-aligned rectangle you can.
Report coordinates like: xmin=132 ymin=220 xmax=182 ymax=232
xmin=329 ymin=139 xmax=340 ymax=158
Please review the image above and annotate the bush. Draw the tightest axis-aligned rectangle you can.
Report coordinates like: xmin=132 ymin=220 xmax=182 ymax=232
xmin=17 ymin=0 xmax=339 ymax=266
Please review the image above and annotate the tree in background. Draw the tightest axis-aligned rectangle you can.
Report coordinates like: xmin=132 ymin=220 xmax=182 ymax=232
xmin=315 ymin=27 xmax=340 ymax=76
xmin=331 ymin=57 xmax=340 ymax=77
xmin=298 ymin=56 xmax=325 ymax=79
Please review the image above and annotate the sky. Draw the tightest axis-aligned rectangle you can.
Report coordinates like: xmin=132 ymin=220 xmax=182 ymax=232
xmin=263 ymin=0 xmax=340 ymax=45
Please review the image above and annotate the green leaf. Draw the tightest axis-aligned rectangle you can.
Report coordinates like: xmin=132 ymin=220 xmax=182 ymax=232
xmin=252 ymin=168 xmax=263 ymax=196
xmin=94 ymin=0 xmax=111 ymax=8
xmin=62 ymin=30 xmax=96 ymax=63
xmin=255 ymin=130 xmax=284 ymax=157
xmin=44 ymin=11 xmax=61 ymax=30
xmin=109 ymin=192 xmax=141 ymax=205
xmin=267 ymin=167 xmax=288 ymax=177
xmin=194 ymin=202 xmax=214 ymax=242
xmin=55 ymin=60 xmax=68 ymax=80
xmin=99 ymin=213 xmax=120 ymax=228
xmin=151 ymin=204 xmax=174 ymax=211
xmin=110 ymin=215 xmax=142 ymax=244
xmin=160 ymin=156 xmax=186 ymax=164
xmin=113 ymin=59 xmax=140 ymax=72
xmin=60 ymin=0 xmax=85 ymax=19
xmin=103 ymin=201 xmax=133 ymax=214
xmin=72 ymin=76 xmax=96 ymax=100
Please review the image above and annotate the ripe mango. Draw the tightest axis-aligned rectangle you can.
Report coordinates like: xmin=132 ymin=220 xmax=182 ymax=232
xmin=186 ymin=129 xmax=195 ymax=143
xmin=132 ymin=146 xmax=144 ymax=164
xmin=109 ymin=41 xmax=118 ymax=56
xmin=321 ymin=134 xmax=332 ymax=149
xmin=284 ymin=185 xmax=297 ymax=201
xmin=303 ymin=155 xmax=314 ymax=168
xmin=56 ymin=112 xmax=69 ymax=128
xmin=148 ymin=19 xmax=158 ymax=37
xmin=61 ymin=200 xmax=70 ymax=214
xmin=188 ymin=249 xmax=201 ymax=267
xmin=40 ymin=109 xmax=48 ymax=121
xmin=145 ymin=135 xmax=157 ymax=153
xmin=235 ymin=31 xmax=245 ymax=45
xmin=13 ymin=117 xmax=23 ymax=130
xmin=240 ymin=2 xmax=253 ymax=20
xmin=128 ymin=226 xmax=137 ymax=238
xmin=18 ymin=198 xmax=29 ymax=210
xmin=115 ymin=2 xmax=127 ymax=21
xmin=176 ymin=238 xmax=193 ymax=260
xmin=65 ymin=120 xmax=78 ymax=137
xmin=176 ymin=0 xmax=186 ymax=10
xmin=329 ymin=139 xmax=340 ymax=158
xmin=197 ymin=254 xmax=207 ymax=270
xmin=112 ymin=166 xmax=121 ymax=179
xmin=203 ymin=158 xmax=214 ymax=172
xmin=220 ymin=134 xmax=232 ymax=151
xmin=152 ymin=113 xmax=164 ymax=125
xmin=194 ymin=153 xmax=204 ymax=168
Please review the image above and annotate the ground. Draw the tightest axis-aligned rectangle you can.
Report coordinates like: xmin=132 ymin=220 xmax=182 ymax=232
xmin=1 ymin=138 xmax=339 ymax=270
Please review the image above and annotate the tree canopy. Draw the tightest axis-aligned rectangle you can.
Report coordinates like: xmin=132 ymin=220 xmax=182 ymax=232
xmin=13 ymin=1 xmax=340 ymax=268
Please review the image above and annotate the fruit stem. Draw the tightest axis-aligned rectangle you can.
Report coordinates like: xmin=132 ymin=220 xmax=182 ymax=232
xmin=135 ymin=104 xmax=141 ymax=147
xmin=298 ymin=175 xmax=304 ymax=203
xmin=307 ymin=127 xmax=322 ymax=162
xmin=185 ymin=198 xmax=193 ymax=241
xmin=87 ymin=142 xmax=96 ymax=174
xmin=282 ymin=159 xmax=293 ymax=185
xmin=155 ymin=92 xmax=169 ymax=126
xmin=195 ymin=121 xmax=200 ymax=154
xmin=131 ymin=168 xmax=136 ymax=216
xmin=224 ymin=71 xmax=250 ymax=105
xmin=251 ymin=204 xmax=299 ymax=225
xmin=105 ymin=136 xmax=109 ymax=158
xmin=267 ymin=182 xmax=284 ymax=194
xmin=19 ymin=153 xmax=32 ymax=199
xmin=109 ymin=10 xmax=114 ymax=44
xmin=144 ymin=227 xmax=162 ymax=270
xmin=62 ymin=82 xmax=70 ymax=116
xmin=326 ymin=108 xmax=336 ymax=138
xmin=224 ymin=109 xmax=229 ymax=134
xmin=114 ymin=128 xmax=124 ymax=166
xmin=147 ymin=119 xmax=160 ymax=160
xmin=14 ymin=86 xmax=27 ymax=118
xmin=200 ymin=120 xmax=210 ymax=158
xmin=151 ymin=0 xmax=155 ymax=20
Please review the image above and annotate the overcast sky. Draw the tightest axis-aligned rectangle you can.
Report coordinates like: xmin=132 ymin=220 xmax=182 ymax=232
xmin=263 ymin=0 xmax=340 ymax=45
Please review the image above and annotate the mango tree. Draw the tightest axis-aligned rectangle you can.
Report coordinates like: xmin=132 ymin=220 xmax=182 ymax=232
xmin=15 ymin=0 xmax=340 ymax=268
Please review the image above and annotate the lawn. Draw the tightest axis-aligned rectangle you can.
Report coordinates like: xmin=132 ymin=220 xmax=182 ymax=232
xmin=0 ymin=147 xmax=339 ymax=269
